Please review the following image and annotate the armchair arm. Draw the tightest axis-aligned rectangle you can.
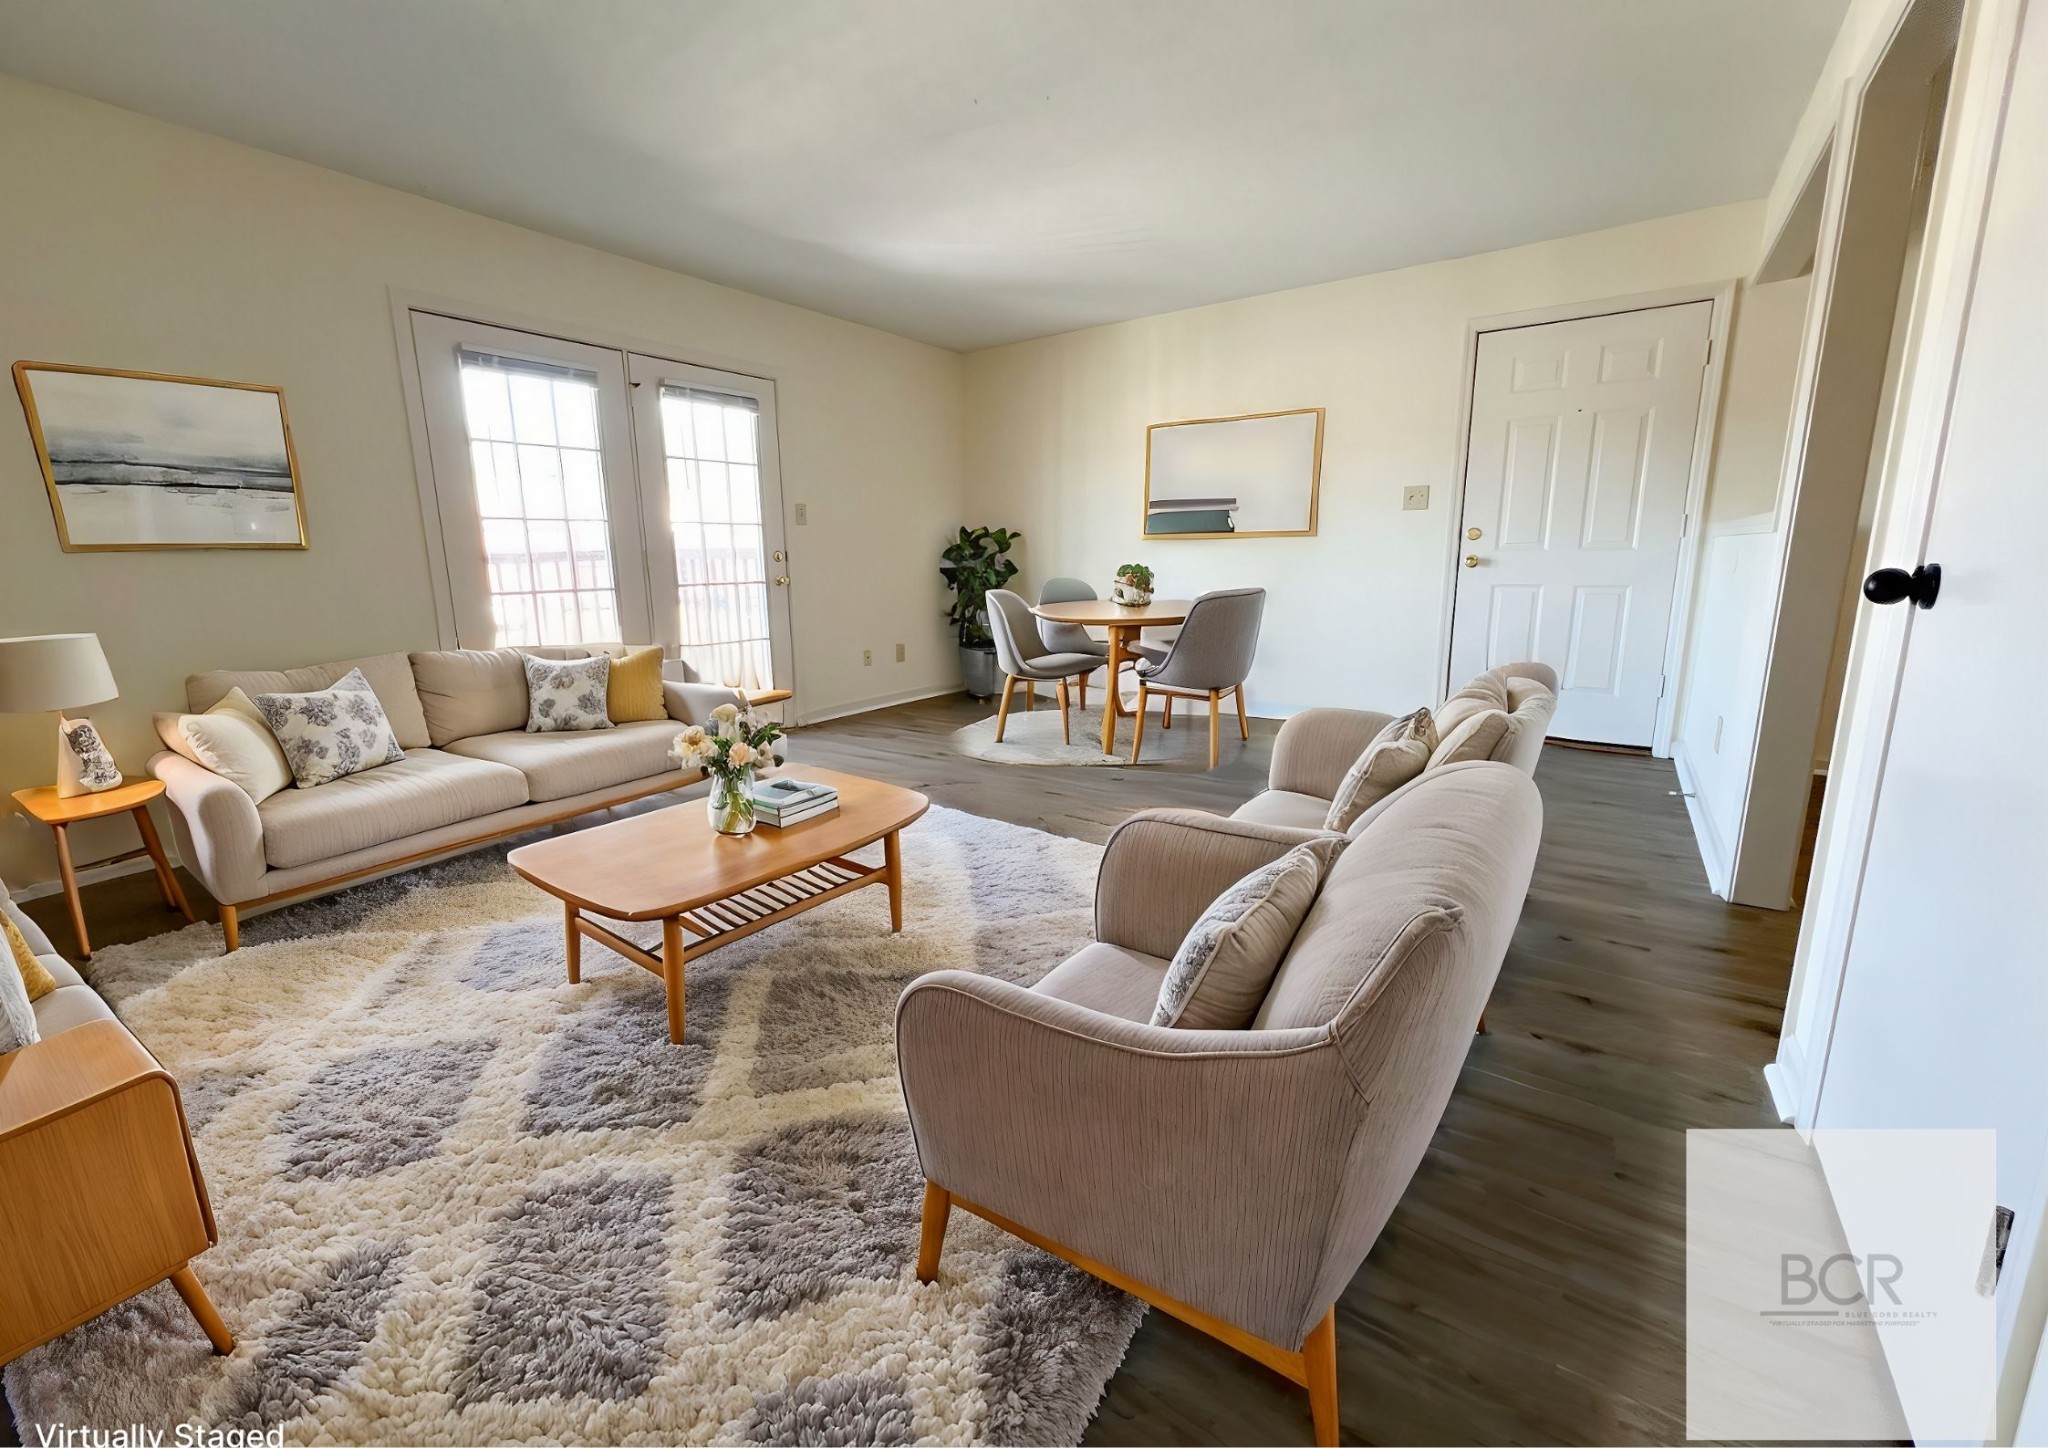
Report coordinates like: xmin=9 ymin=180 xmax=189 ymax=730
xmin=896 ymin=970 xmax=1355 ymax=1348
xmin=1095 ymin=808 xmax=1333 ymax=959
xmin=1269 ymin=708 xmax=1396 ymax=799
xmin=661 ymin=679 xmax=746 ymax=726
xmin=149 ymin=751 xmax=265 ymax=906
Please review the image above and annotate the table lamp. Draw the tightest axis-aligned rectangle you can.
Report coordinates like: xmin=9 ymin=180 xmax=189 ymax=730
xmin=0 ymin=633 xmax=122 ymax=797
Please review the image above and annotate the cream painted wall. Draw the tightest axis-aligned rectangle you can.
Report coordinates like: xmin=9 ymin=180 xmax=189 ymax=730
xmin=0 ymin=77 xmax=964 ymax=894
xmin=963 ymin=200 xmax=1802 ymax=720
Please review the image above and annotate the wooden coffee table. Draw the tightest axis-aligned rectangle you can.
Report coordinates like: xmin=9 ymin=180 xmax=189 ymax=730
xmin=507 ymin=767 xmax=928 ymax=1044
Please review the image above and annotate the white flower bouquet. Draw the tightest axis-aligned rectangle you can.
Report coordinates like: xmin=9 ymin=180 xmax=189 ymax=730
xmin=672 ymin=702 xmax=786 ymax=835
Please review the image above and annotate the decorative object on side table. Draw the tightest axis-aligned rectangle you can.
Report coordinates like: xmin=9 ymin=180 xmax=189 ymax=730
xmin=750 ymin=775 xmax=840 ymax=827
xmin=939 ymin=524 xmax=1023 ymax=699
xmin=13 ymin=361 xmax=308 ymax=551
xmin=0 ymin=632 xmax=123 ymax=797
xmin=671 ymin=702 xmax=785 ymax=836
xmin=1111 ymin=563 xmax=1155 ymax=607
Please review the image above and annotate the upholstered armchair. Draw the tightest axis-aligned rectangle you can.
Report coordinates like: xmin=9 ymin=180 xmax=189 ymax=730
xmin=897 ymin=762 xmax=1543 ymax=1444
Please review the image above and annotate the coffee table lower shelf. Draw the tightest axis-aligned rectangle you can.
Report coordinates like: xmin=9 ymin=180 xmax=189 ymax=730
xmin=560 ymin=840 xmax=903 ymax=1044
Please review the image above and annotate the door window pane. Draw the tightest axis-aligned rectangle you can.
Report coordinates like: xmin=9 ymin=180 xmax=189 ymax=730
xmin=457 ymin=352 xmax=621 ymax=648
xmin=659 ymin=387 xmax=773 ymax=689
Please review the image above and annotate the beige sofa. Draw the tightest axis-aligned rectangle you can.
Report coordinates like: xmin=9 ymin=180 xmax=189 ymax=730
xmin=150 ymin=645 xmax=742 ymax=948
xmin=1232 ymin=661 xmax=1558 ymax=834
xmin=898 ymin=761 xmax=1544 ymax=1445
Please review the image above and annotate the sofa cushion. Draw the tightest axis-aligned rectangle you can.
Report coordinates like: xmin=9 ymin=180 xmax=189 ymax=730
xmin=0 ymin=936 xmax=36 ymax=1051
xmin=522 ymin=653 xmax=614 ymax=732
xmin=1031 ymin=941 xmax=1172 ymax=1023
xmin=33 ymin=984 xmax=116 ymax=1038
xmin=1325 ymin=708 xmax=1437 ymax=832
xmin=1434 ymin=673 xmax=1511 ymax=738
xmin=1429 ymin=708 xmax=1517 ymax=768
xmin=257 ymin=748 xmax=529 ymax=870
xmin=5 ymin=915 xmax=58 ymax=1001
xmin=188 ymin=651 xmax=431 ymax=751
xmin=608 ymin=645 xmax=668 ymax=723
xmin=1229 ymin=789 xmax=1333 ymax=833
xmin=410 ymin=648 xmax=536 ymax=746
xmin=157 ymin=688 xmax=294 ymax=803
xmin=443 ymin=720 xmax=684 ymax=802
xmin=0 ymin=880 xmax=56 ymax=959
xmin=1152 ymin=838 xmax=1339 ymax=1030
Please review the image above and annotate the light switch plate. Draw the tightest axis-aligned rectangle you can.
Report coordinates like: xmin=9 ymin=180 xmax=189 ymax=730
xmin=794 ymin=503 xmax=808 ymax=525
xmin=1402 ymin=485 xmax=1430 ymax=511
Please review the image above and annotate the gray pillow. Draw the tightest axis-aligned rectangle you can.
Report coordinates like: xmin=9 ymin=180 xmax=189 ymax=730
xmin=254 ymin=667 xmax=407 ymax=789
xmin=521 ymin=653 xmax=614 ymax=733
xmin=0 ymin=935 xmax=38 ymax=1053
xmin=1152 ymin=837 xmax=1345 ymax=1030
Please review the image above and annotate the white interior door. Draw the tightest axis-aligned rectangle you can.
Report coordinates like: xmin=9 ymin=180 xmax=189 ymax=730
xmin=411 ymin=313 xmax=652 ymax=648
xmin=1451 ymin=301 xmax=1712 ymax=744
xmin=1811 ymin=1 xmax=2048 ymax=1408
xmin=626 ymin=356 xmax=793 ymax=695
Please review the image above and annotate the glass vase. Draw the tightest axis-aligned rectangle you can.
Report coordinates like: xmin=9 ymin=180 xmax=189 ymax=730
xmin=707 ymin=767 xmax=757 ymax=836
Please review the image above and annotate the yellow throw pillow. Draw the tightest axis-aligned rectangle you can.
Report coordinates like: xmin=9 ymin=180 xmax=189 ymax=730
xmin=607 ymin=645 xmax=668 ymax=723
xmin=4 ymin=915 xmax=58 ymax=1002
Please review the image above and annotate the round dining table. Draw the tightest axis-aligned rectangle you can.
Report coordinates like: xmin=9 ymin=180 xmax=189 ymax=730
xmin=1031 ymin=598 xmax=1193 ymax=757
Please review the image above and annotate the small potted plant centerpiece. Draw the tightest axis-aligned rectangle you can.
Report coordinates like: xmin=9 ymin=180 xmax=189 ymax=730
xmin=672 ymin=702 xmax=785 ymax=836
xmin=939 ymin=524 xmax=1023 ymax=700
xmin=1111 ymin=563 xmax=1155 ymax=607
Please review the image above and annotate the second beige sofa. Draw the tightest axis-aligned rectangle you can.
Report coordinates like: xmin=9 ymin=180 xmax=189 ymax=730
xmin=150 ymin=645 xmax=742 ymax=948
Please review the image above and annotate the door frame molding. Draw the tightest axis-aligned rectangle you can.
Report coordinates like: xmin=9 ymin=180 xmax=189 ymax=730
xmin=1437 ymin=280 xmax=1736 ymax=755
xmin=387 ymin=287 xmax=782 ymax=651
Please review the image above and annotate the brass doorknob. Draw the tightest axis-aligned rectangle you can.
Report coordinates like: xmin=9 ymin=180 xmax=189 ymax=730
xmin=1467 ymin=526 xmax=1483 ymax=541
xmin=774 ymin=575 xmax=790 ymax=586
xmin=1464 ymin=555 xmax=1481 ymax=568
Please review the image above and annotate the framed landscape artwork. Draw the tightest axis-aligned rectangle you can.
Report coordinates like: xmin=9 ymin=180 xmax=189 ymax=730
xmin=13 ymin=361 xmax=308 ymax=551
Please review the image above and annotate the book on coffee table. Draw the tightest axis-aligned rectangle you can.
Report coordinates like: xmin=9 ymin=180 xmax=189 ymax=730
xmin=750 ymin=776 xmax=839 ymax=827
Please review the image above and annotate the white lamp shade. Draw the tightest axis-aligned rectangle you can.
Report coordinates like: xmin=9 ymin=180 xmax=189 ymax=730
xmin=0 ymin=633 xmax=119 ymax=713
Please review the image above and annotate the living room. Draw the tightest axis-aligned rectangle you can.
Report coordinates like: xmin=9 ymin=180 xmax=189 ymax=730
xmin=4 ymin=2 xmax=2046 ymax=1445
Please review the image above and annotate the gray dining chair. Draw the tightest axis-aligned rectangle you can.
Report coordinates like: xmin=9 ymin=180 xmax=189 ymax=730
xmin=987 ymin=589 xmax=1102 ymax=746
xmin=1131 ymin=587 xmax=1265 ymax=767
xmin=1037 ymin=577 xmax=1111 ymax=711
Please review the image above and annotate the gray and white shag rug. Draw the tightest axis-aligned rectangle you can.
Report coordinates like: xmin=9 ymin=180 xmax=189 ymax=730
xmin=3 ymin=805 xmax=1145 ymax=1446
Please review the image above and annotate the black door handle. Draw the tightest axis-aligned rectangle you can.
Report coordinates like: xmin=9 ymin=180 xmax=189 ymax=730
xmin=1863 ymin=563 xmax=1941 ymax=609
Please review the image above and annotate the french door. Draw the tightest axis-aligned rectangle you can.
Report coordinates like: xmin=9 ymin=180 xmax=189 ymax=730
xmin=627 ymin=356 xmax=792 ymax=694
xmin=408 ymin=311 xmax=793 ymax=697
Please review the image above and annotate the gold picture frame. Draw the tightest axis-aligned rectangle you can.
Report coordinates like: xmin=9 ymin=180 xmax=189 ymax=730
xmin=13 ymin=360 xmax=309 ymax=552
xmin=1143 ymin=406 xmax=1324 ymax=540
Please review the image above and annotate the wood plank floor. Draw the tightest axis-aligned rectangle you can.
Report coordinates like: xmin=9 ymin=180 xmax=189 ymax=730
xmin=4 ymin=694 xmax=1803 ymax=1447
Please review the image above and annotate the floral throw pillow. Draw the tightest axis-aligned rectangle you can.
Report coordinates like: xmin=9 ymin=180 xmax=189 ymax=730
xmin=1151 ymin=836 xmax=1345 ymax=1030
xmin=521 ymin=653 xmax=614 ymax=733
xmin=253 ymin=668 xmax=406 ymax=788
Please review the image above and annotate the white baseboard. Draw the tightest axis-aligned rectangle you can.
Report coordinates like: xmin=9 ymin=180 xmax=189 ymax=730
xmin=1762 ymin=1059 xmax=1803 ymax=1125
xmin=1673 ymin=742 xmax=1733 ymax=899
xmin=8 ymin=853 xmax=165 ymax=902
xmin=796 ymin=685 xmax=962 ymax=726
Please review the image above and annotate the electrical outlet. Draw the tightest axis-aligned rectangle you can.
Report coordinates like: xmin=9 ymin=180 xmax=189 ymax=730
xmin=863 ymin=648 xmax=873 ymax=667
xmin=794 ymin=503 xmax=808 ymax=525
xmin=894 ymin=643 xmax=906 ymax=663
xmin=1402 ymin=485 xmax=1430 ymax=511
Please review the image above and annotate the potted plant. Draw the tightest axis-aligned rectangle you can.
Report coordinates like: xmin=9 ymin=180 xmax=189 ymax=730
xmin=671 ymin=703 xmax=785 ymax=835
xmin=940 ymin=525 xmax=1022 ymax=699
xmin=1111 ymin=563 xmax=1155 ymax=607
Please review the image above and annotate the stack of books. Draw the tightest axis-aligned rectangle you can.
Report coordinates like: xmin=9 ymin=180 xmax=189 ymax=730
xmin=748 ymin=776 xmax=840 ymax=828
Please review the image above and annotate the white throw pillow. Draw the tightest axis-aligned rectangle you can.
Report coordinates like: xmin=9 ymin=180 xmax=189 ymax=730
xmin=1429 ymin=708 xmax=1517 ymax=768
xmin=1325 ymin=708 xmax=1438 ymax=832
xmin=0 ymin=936 xmax=38 ymax=1053
xmin=253 ymin=668 xmax=406 ymax=788
xmin=163 ymin=688 xmax=293 ymax=803
xmin=521 ymin=653 xmax=614 ymax=733
xmin=1151 ymin=837 xmax=1345 ymax=1030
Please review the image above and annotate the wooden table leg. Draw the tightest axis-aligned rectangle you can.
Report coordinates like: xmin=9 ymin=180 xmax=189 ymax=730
xmin=49 ymin=821 xmax=91 ymax=959
xmin=169 ymin=1264 xmax=235 ymax=1356
xmin=885 ymin=829 xmax=903 ymax=932
xmin=564 ymin=901 xmax=582 ymax=984
xmin=1100 ymin=627 xmax=1126 ymax=756
xmin=661 ymin=915 xmax=686 ymax=1045
xmin=131 ymin=805 xmax=195 ymax=922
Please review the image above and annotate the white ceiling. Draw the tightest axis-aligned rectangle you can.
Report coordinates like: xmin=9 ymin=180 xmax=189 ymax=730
xmin=0 ymin=0 xmax=1845 ymax=351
